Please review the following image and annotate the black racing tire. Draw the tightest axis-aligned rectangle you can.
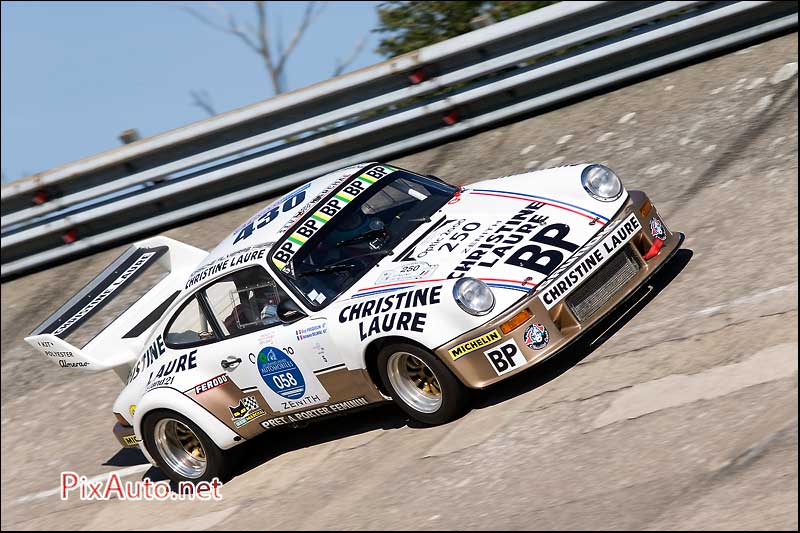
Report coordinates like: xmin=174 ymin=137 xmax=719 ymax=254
xmin=377 ymin=343 xmax=470 ymax=425
xmin=141 ymin=409 xmax=234 ymax=484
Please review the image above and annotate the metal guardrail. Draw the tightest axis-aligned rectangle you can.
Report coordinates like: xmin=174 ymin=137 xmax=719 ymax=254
xmin=1 ymin=1 xmax=797 ymax=278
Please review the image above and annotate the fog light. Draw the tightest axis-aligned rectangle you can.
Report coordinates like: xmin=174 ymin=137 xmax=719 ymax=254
xmin=500 ymin=308 xmax=532 ymax=334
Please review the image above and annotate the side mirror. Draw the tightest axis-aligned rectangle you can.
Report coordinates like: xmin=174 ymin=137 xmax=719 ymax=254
xmin=277 ymin=299 xmax=307 ymax=324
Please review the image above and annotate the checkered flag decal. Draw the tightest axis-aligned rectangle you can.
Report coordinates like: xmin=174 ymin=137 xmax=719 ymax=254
xmin=242 ymin=396 xmax=259 ymax=412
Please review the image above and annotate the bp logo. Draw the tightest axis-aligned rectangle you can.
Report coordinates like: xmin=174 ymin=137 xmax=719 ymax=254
xmin=650 ymin=217 xmax=666 ymax=240
xmin=523 ymin=323 xmax=550 ymax=350
xmin=257 ymin=347 xmax=306 ymax=400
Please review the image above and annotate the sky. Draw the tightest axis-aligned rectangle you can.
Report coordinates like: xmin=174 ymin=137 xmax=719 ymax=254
xmin=0 ymin=1 xmax=384 ymax=183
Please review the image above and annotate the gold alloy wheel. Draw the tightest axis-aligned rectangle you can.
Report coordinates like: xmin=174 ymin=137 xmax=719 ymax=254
xmin=387 ymin=351 xmax=443 ymax=414
xmin=153 ymin=418 xmax=207 ymax=479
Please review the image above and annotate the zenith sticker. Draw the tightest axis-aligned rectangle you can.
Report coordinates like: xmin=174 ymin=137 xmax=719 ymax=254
xmin=484 ymin=339 xmax=527 ymax=376
xmin=523 ymin=324 xmax=549 ymax=350
xmin=650 ymin=217 xmax=666 ymax=240
xmin=229 ymin=396 xmax=266 ymax=428
xmin=449 ymin=329 xmax=502 ymax=360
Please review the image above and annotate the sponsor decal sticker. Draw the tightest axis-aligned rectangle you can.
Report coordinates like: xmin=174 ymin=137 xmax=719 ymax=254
xmin=257 ymin=347 xmax=306 ymax=400
xmin=185 ymin=244 xmax=270 ymax=289
xmin=650 ymin=216 xmax=666 ymax=240
xmin=128 ymin=334 xmax=166 ymax=383
xmin=229 ymin=396 xmax=266 ymax=428
xmin=193 ymin=373 xmax=229 ymax=395
xmin=449 ymin=329 xmax=502 ymax=360
xmin=523 ymin=323 xmax=549 ymax=350
xmin=271 ymin=165 xmax=396 ymax=273
xmin=51 ymin=251 xmax=158 ymax=337
xmin=376 ymin=262 xmax=437 ymax=284
xmin=122 ymin=435 xmax=138 ymax=446
xmin=484 ymin=339 xmax=527 ymax=376
xmin=59 ymin=360 xmax=90 ymax=368
xmin=540 ymin=213 xmax=641 ymax=309
xmin=129 ymin=405 xmax=136 ymax=417
xmin=295 ymin=323 xmax=327 ymax=341
xmin=144 ymin=349 xmax=198 ymax=392
xmin=44 ymin=349 xmax=74 ymax=358
xmin=261 ymin=397 xmax=369 ymax=429
xmin=338 ymin=286 xmax=441 ymax=341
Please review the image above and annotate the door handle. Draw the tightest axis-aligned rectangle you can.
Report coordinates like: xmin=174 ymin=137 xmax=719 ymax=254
xmin=220 ymin=357 xmax=242 ymax=370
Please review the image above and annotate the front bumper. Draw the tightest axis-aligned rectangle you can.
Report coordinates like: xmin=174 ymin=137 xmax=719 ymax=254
xmin=113 ymin=422 xmax=139 ymax=448
xmin=435 ymin=191 xmax=683 ymax=389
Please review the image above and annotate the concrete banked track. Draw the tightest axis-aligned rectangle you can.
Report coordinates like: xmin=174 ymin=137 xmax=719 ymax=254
xmin=1 ymin=33 xmax=797 ymax=530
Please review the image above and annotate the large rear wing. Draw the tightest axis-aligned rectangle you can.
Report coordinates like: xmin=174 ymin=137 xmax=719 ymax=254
xmin=24 ymin=236 xmax=207 ymax=380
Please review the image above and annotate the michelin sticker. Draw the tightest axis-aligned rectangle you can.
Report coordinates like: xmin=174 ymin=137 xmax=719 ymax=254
xmin=256 ymin=346 xmax=330 ymax=412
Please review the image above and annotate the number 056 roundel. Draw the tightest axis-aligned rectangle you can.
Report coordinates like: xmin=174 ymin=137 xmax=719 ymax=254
xmin=25 ymin=161 xmax=682 ymax=485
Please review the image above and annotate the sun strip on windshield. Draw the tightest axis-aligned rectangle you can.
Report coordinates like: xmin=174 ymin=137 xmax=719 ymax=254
xmin=271 ymin=164 xmax=397 ymax=274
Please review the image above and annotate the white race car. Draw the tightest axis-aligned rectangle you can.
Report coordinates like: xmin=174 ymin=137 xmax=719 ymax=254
xmin=26 ymin=162 xmax=683 ymax=483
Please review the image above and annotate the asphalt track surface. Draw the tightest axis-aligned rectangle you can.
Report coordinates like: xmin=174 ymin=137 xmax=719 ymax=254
xmin=1 ymin=32 xmax=797 ymax=530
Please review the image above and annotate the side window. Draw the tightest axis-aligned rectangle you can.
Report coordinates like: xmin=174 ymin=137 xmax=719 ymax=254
xmin=204 ymin=266 xmax=291 ymax=338
xmin=165 ymin=296 xmax=217 ymax=347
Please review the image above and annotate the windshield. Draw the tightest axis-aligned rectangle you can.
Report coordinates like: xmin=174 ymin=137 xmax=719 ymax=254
xmin=272 ymin=167 xmax=456 ymax=309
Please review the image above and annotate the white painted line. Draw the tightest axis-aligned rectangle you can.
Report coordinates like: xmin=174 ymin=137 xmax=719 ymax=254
xmin=592 ymin=342 xmax=798 ymax=429
xmin=15 ymin=464 xmax=151 ymax=504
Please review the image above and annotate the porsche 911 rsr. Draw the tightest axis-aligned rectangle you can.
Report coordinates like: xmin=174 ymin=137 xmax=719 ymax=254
xmin=25 ymin=162 xmax=683 ymax=483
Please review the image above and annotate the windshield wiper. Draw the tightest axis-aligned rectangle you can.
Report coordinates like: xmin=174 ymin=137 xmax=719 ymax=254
xmin=336 ymin=229 xmax=388 ymax=247
xmin=406 ymin=216 xmax=431 ymax=223
xmin=297 ymin=250 xmax=393 ymax=277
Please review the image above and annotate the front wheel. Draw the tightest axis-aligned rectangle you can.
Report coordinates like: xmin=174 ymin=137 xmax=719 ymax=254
xmin=377 ymin=343 xmax=469 ymax=425
xmin=141 ymin=409 xmax=233 ymax=484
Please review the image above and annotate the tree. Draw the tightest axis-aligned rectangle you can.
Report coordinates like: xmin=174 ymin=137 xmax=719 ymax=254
xmin=373 ymin=1 xmax=557 ymax=58
xmin=181 ymin=1 xmax=367 ymax=115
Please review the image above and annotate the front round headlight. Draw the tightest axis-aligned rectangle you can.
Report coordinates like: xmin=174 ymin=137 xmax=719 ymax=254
xmin=581 ymin=164 xmax=623 ymax=202
xmin=453 ymin=277 xmax=495 ymax=316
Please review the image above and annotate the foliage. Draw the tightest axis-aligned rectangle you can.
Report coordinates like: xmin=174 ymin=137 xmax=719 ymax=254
xmin=374 ymin=1 xmax=558 ymax=58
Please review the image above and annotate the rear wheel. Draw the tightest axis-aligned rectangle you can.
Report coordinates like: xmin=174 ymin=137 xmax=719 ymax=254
xmin=142 ymin=410 xmax=232 ymax=484
xmin=377 ymin=343 xmax=469 ymax=425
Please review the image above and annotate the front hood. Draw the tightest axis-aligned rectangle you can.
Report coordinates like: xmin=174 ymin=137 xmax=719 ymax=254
xmin=349 ymin=165 xmax=627 ymax=308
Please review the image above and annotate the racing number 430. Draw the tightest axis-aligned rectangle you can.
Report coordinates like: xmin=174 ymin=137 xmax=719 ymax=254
xmin=234 ymin=190 xmax=307 ymax=244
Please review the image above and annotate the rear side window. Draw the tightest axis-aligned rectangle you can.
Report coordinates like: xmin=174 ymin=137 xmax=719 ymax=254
xmin=204 ymin=266 xmax=290 ymax=338
xmin=164 ymin=296 xmax=217 ymax=347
